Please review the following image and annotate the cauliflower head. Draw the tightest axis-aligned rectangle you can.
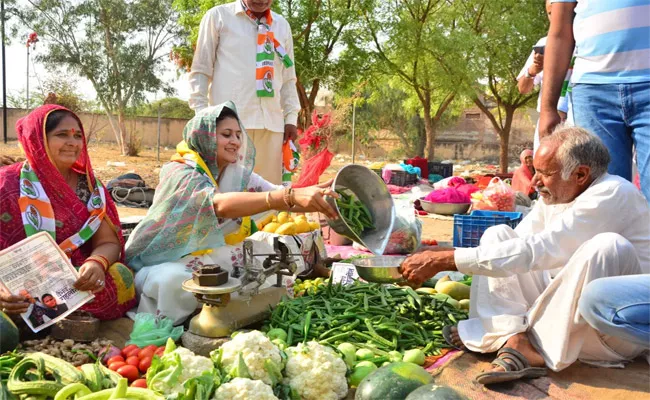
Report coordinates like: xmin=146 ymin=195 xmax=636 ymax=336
xmin=220 ymin=330 xmax=282 ymax=385
xmin=149 ymin=345 xmax=215 ymax=396
xmin=285 ymin=341 xmax=348 ymax=400
xmin=212 ymin=378 xmax=278 ymax=400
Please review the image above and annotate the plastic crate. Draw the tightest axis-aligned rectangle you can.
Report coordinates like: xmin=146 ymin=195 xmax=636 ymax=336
xmin=453 ymin=210 xmax=523 ymax=248
xmin=389 ymin=170 xmax=418 ymax=186
xmin=428 ymin=162 xmax=453 ymax=178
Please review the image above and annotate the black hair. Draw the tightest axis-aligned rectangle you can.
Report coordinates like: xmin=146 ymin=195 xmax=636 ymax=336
xmin=45 ymin=110 xmax=76 ymax=134
xmin=42 ymin=294 xmax=54 ymax=300
xmin=215 ymin=107 xmax=239 ymax=126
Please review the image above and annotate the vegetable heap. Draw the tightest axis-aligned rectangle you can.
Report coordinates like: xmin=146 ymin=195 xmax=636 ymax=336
xmin=334 ymin=189 xmax=375 ymax=237
xmin=264 ymin=280 xmax=469 ymax=358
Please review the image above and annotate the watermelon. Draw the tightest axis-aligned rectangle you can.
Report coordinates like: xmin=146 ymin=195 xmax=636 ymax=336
xmin=355 ymin=362 xmax=433 ymax=400
xmin=405 ymin=384 xmax=468 ymax=400
xmin=0 ymin=311 xmax=19 ymax=353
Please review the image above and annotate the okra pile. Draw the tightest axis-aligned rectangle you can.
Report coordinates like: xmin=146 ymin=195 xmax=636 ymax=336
xmin=335 ymin=189 xmax=375 ymax=236
xmin=265 ymin=280 xmax=468 ymax=356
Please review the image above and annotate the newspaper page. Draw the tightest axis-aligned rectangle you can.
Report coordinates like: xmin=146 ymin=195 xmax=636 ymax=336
xmin=0 ymin=232 xmax=94 ymax=332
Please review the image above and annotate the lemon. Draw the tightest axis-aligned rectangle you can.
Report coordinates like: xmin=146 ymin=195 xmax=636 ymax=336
xmin=263 ymin=222 xmax=281 ymax=233
xmin=295 ymin=220 xmax=310 ymax=234
xmin=277 ymin=212 xmax=290 ymax=224
xmin=275 ymin=222 xmax=297 ymax=235
xmin=309 ymin=221 xmax=320 ymax=231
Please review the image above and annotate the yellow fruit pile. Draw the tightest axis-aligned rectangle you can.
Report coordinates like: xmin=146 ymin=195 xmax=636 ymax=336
xmin=258 ymin=212 xmax=320 ymax=235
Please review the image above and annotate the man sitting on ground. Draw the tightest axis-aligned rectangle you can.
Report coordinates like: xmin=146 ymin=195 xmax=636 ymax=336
xmin=401 ymin=127 xmax=650 ymax=384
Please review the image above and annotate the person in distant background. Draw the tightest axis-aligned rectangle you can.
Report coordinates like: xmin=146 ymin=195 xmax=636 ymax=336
xmin=512 ymin=149 xmax=537 ymax=200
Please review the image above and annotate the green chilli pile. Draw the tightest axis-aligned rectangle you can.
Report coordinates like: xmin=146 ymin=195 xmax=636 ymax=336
xmin=335 ymin=189 xmax=375 ymax=236
xmin=264 ymin=280 xmax=468 ymax=358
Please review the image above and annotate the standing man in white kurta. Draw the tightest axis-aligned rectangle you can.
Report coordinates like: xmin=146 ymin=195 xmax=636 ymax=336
xmin=189 ymin=0 xmax=300 ymax=184
xmin=402 ymin=127 xmax=650 ymax=384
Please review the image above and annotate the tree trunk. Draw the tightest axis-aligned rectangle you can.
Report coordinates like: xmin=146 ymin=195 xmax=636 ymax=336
xmin=498 ymin=107 xmax=515 ymax=173
xmin=117 ymin=108 xmax=128 ymax=156
xmin=423 ymin=111 xmax=435 ymax=160
xmin=415 ymin=114 xmax=426 ymax=158
xmin=296 ymin=79 xmax=311 ymax=129
xmin=104 ymin=110 xmax=122 ymax=151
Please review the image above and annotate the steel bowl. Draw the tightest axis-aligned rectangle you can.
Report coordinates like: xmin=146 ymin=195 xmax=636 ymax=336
xmin=352 ymin=256 xmax=406 ymax=284
xmin=325 ymin=164 xmax=395 ymax=255
xmin=419 ymin=199 xmax=470 ymax=216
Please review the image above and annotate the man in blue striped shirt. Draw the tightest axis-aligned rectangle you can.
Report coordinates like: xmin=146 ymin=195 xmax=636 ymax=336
xmin=539 ymin=0 xmax=650 ymax=202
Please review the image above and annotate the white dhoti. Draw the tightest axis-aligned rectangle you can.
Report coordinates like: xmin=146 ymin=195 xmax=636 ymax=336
xmin=458 ymin=225 xmax=646 ymax=371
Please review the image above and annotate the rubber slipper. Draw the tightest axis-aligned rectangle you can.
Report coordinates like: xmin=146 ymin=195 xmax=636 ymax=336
xmin=442 ymin=325 xmax=468 ymax=351
xmin=476 ymin=347 xmax=547 ymax=385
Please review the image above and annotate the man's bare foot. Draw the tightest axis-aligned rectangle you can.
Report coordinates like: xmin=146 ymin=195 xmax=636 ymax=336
xmin=488 ymin=333 xmax=545 ymax=372
xmin=448 ymin=326 xmax=465 ymax=349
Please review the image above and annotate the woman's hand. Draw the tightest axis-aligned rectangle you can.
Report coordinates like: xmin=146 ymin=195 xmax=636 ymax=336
xmin=74 ymin=262 xmax=106 ymax=293
xmin=291 ymin=180 xmax=339 ymax=219
xmin=0 ymin=287 xmax=31 ymax=315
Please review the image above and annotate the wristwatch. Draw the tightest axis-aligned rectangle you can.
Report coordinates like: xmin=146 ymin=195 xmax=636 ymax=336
xmin=525 ymin=68 xmax=536 ymax=79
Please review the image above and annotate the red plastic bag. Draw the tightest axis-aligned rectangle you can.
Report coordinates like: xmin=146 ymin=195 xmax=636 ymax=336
xmin=424 ymin=187 xmax=470 ymax=204
xmin=294 ymin=149 xmax=334 ymax=188
xmin=472 ymin=177 xmax=516 ymax=211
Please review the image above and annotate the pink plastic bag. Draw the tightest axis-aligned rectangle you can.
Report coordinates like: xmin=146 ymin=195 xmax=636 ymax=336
xmin=424 ymin=187 xmax=470 ymax=204
xmin=472 ymin=177 xmax=516 ymax=211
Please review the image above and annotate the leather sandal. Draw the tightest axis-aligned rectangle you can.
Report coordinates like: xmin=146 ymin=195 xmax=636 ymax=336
xmin=476 ymin=347 xmax=547 ymax=385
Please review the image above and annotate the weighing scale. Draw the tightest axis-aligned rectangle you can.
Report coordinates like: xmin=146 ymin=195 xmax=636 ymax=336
xmin=180 ymin=237 xmax=300 ymax=355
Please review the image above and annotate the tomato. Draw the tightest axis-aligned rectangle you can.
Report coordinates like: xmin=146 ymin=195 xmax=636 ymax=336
xmin=106 ymin=355 xmax=125 ymax=366
xmin=108 ymin=361 xmax=126 ymax=372
xmin=154 ymin=346 xmax=166 ymax=357
xmin=138 ymin=356 xmax=152 ymax=373
xmin=137 ymin=345 xmax=157 ymax=359
xmin=130 ymin=379 xmax=148 ymax=388
xmin=116 ymin=365 xmax=140 ymax=382
xmin=121 ymin=345 xmax=139 ymax=358
xmin=126 ymin=356 xmax=140 ymax=367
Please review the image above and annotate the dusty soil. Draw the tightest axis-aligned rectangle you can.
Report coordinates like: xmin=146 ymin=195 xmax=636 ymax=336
xmin=1 ymin=141 xmax=454 ymax=242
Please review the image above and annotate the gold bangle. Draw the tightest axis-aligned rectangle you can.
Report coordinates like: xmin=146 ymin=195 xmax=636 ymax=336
xmin=283 ymin=187 xmax=294 ymax=209
xmin=266 ymin=191 xmax=272 ymax=210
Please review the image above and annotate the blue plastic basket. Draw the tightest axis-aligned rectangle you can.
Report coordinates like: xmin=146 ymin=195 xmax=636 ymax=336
xmin=453 ymin=210 xmax=523 ymax=248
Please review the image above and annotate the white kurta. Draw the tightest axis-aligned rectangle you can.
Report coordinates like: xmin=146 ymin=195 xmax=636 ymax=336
xmin=454 ymin=174 xmax=650 ymax=371
xmin=188 ymin=1 xmax=300 ymax=132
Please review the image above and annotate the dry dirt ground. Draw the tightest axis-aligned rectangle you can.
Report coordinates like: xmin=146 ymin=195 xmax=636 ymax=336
xmin=1 ymin=141 xmax=454 ymax=242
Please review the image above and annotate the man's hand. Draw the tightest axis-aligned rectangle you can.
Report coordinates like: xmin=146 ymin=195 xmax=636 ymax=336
xmin=530 ymin=53 xmax=544 ymax=76
xmin=400 ymin=249 xmax=456 ymax=287
xmin=538 ymin=109 xmax=562 ymax=138
xmin=284 ymin=124 xmax=298 ymax=143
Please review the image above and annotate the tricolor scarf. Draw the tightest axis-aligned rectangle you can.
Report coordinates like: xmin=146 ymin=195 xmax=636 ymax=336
xmin=171 ymin=140 xmax=254 ymax=246
xmin=242 ymin=1 xmax=294 ymax=97
xmin=19 ymin=161 xmax=107 ymax=257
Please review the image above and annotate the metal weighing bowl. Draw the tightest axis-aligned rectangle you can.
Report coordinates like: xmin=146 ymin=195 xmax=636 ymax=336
xmin=352 ymin=256 xmax=406 ymax=284
xmin=325 ymin=164 xmax=395 ymax=255
xmin=420 ymin=199 xmax=471 ymax=216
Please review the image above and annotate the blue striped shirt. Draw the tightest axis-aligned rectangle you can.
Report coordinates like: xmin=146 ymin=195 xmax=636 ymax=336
xmin=552 ymin=0 xmax=650 ymax=84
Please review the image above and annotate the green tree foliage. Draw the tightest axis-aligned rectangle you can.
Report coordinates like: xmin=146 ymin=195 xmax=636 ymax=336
xmin=134 ymin=97 xmax=195 ymax=119
xmin=8 ymin=76 xmax=90 ymax=112
xmin=15 ymin=0 xmax=180 ymax=155
xmin=172 ymin=0 xmax=371 ymax=128
xmin=451 ymin=0 xmax=548 ymax=172
xmin=360 ymin=0 xmax=460 ymax=159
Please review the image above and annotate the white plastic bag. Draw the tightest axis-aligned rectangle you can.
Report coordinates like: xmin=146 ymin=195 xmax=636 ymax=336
xmin=354 ymin=200 xmax=422 ymax=254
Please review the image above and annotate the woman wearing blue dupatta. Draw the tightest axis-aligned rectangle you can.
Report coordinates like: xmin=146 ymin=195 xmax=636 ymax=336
xmin=125 ymin=102 xmax=337 ymax=324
